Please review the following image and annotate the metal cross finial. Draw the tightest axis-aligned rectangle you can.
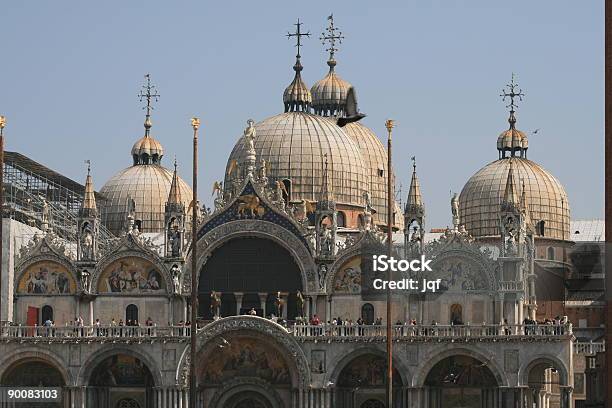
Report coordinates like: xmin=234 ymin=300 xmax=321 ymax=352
xmin=320 ymin=14 xmax=344 ymax=61
xmin=85 ymin=160 xmax=91 ymax=175
xmin=138 ymin=74 xmax=160 ymax=132
xmin=500 ymin=73 xmax=525 ymax=112
xmin=287 ymin=18 xmax=310 ymax=58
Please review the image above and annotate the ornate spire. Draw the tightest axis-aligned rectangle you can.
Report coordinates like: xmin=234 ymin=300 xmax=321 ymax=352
xmin=284 ymin=19 xmax=312 ymax=112
xmin=138 ymin=74 xmax=160 ymax=137
xmin=80 ymin=160 xmax=97 ymax=217
xmin=320 ymin=14 xmax=344 ymax=72
xmin=502 ymin=160 xmax=520 ymax=208
xmin=320 ymin=153 xmax=332 ymax=202
xmin=405 ymin=157 xmax=424 ymax=216
xmin=167 ymin=157 xmax=182 ymax=205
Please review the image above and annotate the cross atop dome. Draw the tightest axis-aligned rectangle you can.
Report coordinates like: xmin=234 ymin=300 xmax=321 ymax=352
xmin=320 ymin=14 xmax=344 ymax=70
xmin=287 ymin=18 xmax=310 ymax=60
xmin=138 ymin=74 xmax=160 ymax=136
xmin=500 ymin=73 xmax=525 ymax=129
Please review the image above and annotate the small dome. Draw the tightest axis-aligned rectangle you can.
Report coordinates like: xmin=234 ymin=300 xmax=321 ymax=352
xmin=459 ymin=157 xmax=570 ymax=240
xmin=100 ymin=165 xmax=192 ymax=235
xmin=497 ymin=111 xmax=529 ymax=158
xmin=311 ymin=61 xmax=352 ymax=116
xmin=225 ymin=112 xmax=368 ymax=208
xmin=283 ymin=59 xmax=311 ymax=113
xmin=132 ymin=135 xmax=164 ymax=165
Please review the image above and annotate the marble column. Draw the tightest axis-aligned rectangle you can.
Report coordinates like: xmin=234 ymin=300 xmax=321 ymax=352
xmin=259 ymin=293 xmax=267 ymax=317
xmin=235 ymin=292 xmax=244 ymax=315
xmin=282 ymin=292 xmax=288 ymax=320
xmin=311 ymin=295 xmax=318 ymax=317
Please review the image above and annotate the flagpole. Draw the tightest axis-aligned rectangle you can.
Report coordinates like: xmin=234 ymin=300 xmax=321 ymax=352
xmin=0 ymin=116 xmax=5 ymax=327
xmin=189 ymin=117 xmax=200 ymax=408
xmin=385 ymin=119 xmax=395 ymax=407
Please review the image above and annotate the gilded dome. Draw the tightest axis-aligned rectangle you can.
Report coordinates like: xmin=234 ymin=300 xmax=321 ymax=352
xmin=342 ymin=122 xmax=390 ymax=225
xmin=225 ymin=112 xmax=368 ymax=207
xmin=100 ymin=164 xmax=192 ymax=235
xmin=311 ymin=61 xmax=352 ymax=116
xmin=459 ymin=157 xmax=570 ymax=240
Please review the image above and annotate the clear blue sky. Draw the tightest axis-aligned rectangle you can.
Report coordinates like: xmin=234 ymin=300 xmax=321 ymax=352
xmin=0 ymin=1 xmax=603 ymax=228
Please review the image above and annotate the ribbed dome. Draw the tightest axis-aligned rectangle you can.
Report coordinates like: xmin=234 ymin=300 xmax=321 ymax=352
xmin=100 ymin=165 xmax=192 ymax=235
xmin=283 ymin=59 xmax=311 ymax=113
xmin=131 ymin=135 xmax=164 ymax=165
xmin=311 ymin=61 xmax=352 ymax=116
xmin=225 ymin=112 xmax=368 ymax=207
xmin=497 ymin=112 xmax=528 ymax=156
xmin=459 ymin=157 xmax=570 ymax=240
xmin=342 ymin=122 xmax=389 ymax=225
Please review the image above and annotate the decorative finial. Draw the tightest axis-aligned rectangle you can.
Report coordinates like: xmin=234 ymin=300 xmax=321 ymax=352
xmin=385 ymin=119 xmax=395 ymax=135
xmin=287 ymin=18 xmax=310 ymax=73
xmin=500 ymin=73 xmax=524 ymax=129
xmin=0 ymin=115 xmax=6 ymax=131
xmin=411 ymin=156 xmax=416 ymax=171
xmin=85 ymin=159 xmax=91 ymax=175
xmin=191 ymin=117 xmax=200 ymax=131
xmin=138 ymin=74 xmax=160 ymax=136
xmin=320 ymin=14 xmax=344 ymax=70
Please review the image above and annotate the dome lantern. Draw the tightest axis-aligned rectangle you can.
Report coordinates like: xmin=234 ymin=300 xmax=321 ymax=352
xmin=497 ymin=74 xmax=528 ymax=159
xmin=311 ymin=15 xmax=352 ymax=117
xmin=283 ymin=19 xmax=312 ymax=113
xmin=132 ymin=74 xmax=164 ymax=165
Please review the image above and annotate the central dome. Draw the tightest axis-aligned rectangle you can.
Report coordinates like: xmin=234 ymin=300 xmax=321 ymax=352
xmin=225 ymin=112 xmax=368 ymax=207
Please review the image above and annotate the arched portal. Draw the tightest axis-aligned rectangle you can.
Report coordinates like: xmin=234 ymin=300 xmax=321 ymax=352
xmin=424 ymin=355 xmax=498 ymax=408
xmin=224 ymin=391 xmax=274 ymax=408
xmin=523 ymin=358 xmax=570 ymax=408
xmin=335 ymin=354 xmax=403 ymax=408
xmin=88 ymin=354 xmax=155 ymax=408
xmin=1 ymin=359 xmax=65 ymax=408
xmin=199 ymin=237 xmax=303 ymax=320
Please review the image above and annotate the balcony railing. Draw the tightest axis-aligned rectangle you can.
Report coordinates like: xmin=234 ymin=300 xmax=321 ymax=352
xmin=0 ymin=322 xmax=574 ymax=342
xmin=498 ymin=281 xmax=524 ymax=291
xmin=574 ymin=341 xmax=605 ymax=355
xmin=291 ymin=323 xmax=573 ymax=339
xmin=0 ymin=325 xmax=191 ymax=339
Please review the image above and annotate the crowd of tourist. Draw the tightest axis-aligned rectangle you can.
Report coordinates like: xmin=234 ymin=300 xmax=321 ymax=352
xmin=2 ymin=313 xmax=570 ymax=338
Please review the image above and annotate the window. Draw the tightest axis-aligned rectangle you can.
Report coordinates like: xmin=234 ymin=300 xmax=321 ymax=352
xmin=282 ymin=179 xmax=291 ymax=202
xmin=377 ymin=168 xmax=384 ymax=177
xmin=126 ymin=304 xmax=139 ymax=323
xmin=361 ymin=303 xmax=374 ymax=325
xmin=547 ymin=247 xmax=555 ymax=260
xmin=41 ymin=305 xmax=53 ymax=323
xmin=536 ymin=220 xmax=545 ymax=236
xmin=450 ymin=304 xmax=463 ymax=325
xmin=337 ymin=212 xmax=346 ymax=228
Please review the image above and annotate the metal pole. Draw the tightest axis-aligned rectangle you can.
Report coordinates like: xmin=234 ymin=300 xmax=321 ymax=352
xmin=0 ymin=116 xmax=5 ymax=326
xmin=385 ymin=119 xmax=394 ymax=407
xmin=189 ymin=117 xmax=200 ymax=408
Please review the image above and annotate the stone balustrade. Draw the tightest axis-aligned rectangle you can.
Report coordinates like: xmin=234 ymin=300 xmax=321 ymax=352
xmin=574 ymin=341 xmax=605 ymax=355
xmin=0 ymin=322 xmax=574 ymax=343
xmin=291 ymin=323 xmax=573 ymax=340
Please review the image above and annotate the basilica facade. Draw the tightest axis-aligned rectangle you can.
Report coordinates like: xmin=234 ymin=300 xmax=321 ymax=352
xmin=0 ymin=17 xmax=600 ymax=408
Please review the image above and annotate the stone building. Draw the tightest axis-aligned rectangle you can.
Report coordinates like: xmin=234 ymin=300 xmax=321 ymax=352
xmin=0 ymin=17 xmax=603 ymax=408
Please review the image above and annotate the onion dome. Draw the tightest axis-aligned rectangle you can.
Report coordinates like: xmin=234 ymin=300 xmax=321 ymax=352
xmin=100 ymin=75 xmax=193 ymax=235
xmin=459 ymin=157 xmax=569 ymax=240
xmin=311 ymin=60 xmax=352 ymax=116
xmin=225 ymin=112 xmax=368 ymax=208
xmin=132 ymin=134 xmax=164 ymax=165
xmin=101 ymin=165 xmax=192 ymax=234
xmin=283 ymin=58 xmax=312 ymax=112
xmin=497 ymin=111 xmax=528 ymax=158
xmin=460 ymin=76 xmax=569 ymax=241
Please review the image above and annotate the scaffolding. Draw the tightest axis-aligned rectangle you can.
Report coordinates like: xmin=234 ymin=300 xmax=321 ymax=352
xmin=2 ymin=151 xmax=115 ymax=245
